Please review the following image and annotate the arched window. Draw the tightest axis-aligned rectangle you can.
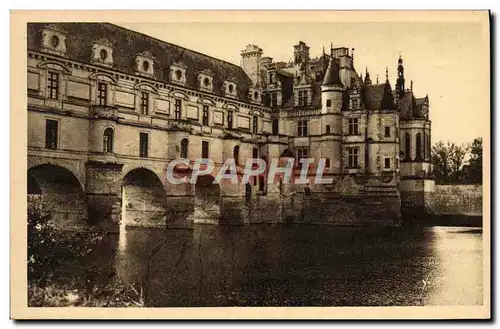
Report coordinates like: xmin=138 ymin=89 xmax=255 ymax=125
xmin=425 ymin=132 xmax=430 ymax=160
xmin=180 ymin=138 xmax=188 ymax=158
xmin=405 ymin=132 xmax=411 ymax=160
xmin=103 ymin=128 xmax=114 ymax=153
xmin=233 ymin=145 xmax=240 ymax=165
xmin=416 ymin=133 xmax=422 ymax=160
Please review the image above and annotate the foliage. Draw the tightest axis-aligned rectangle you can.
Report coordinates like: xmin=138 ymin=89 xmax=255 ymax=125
xmin=27 ymin=198 xmax=144 ymax=307
xmin=431 ymin=138 xmax=481 ymax=184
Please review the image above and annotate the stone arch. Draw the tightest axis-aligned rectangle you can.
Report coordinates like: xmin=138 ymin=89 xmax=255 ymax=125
xmin=192 ymin=174 xmax=221 ymax=224
xmin=28 ymin=157 xmax=85 ymax=192
xmin=121 ymin=167 xmax=168 ymax=227
xmin=28 ymin=164 xmax=88 ymax=229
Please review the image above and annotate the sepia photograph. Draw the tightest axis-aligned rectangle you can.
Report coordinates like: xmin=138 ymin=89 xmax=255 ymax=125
xmin=10 ymin=10 xmax=490 ymax=319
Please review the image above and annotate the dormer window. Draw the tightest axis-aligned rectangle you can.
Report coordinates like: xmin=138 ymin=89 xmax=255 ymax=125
xmin=92 ymin=39 xmax=114 ymax=67
xmin=40 ymin=24 xmax=67 ymax=56
xmin=135 ymin=51 xmax=155 ymax=77
xmin=224 ymin=80 xmax=237 ymax=98
xmin=170 ymin=62 xmax=187 ymax=85
xmin=248 ymin=87 xmax=262 ymax=104
xmin=198 ymin=69 xmax=214 ymax=93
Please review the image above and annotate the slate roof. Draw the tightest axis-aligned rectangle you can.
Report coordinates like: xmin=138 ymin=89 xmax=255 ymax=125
xmin=322 ymin=58 xmax=343 ymax=87
xmin=361 ymin=82 xmax=395 ymax=110
xmin=27 ymin=23 xmax=253 ymax=102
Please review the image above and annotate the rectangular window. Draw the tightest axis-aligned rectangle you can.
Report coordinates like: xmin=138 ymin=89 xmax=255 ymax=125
xmin=298 ymin=120 xmax=308 ymax=137
xmin=296 ymin=147 xmax=309 ymax=167
xmin=139 ymin=132 xmax=148 ymax=158
xmin=202 ymin=141 xmax=209 ymax=159
xmin=352 ymin=99 xmax=359 ymax=109
xmin=298 ymin=90 xmax=308 ymax=106
xmin=347 ymin=147 xmax=359 ymax=168
xmin=252 ymin=115 xmax=258 ymax=134
xmin=45 ymin=119 xmax=58 ymax=150
xmin=384 ymin=157 xmax=391 ymax=169
xmin=384 ymin=126 xmax=391 ymax=138
xmin=325 ymin=158 xmax=330 ymax=168
xmin=202 ymin=105 xmax=209 ymax=126
xmin=253 ymin=147 xmax=259 ymax=158
xmin=174 ymin=99 xmax=182 ymax=120
xmin=272 ymin=118 xmax=279 ymax=135
xmin=326 ymin=99 xmax=332 ymax=107
xmin=97 ymin=82 xmax=107 ymax=106
xmin=326 ymin=125 xmax=331 ymax=134
xmin=140 ymin=92 xmax=149 ymax=115
xmin=47 ymin=72 xmax=59 ymax=100
xmin=348 ymin=118 xmax=359 ymax=135
xmin=227 ymin=111 xmax=233 ymax=129
xmin=271 ymin=92 xmax=278 ymax=108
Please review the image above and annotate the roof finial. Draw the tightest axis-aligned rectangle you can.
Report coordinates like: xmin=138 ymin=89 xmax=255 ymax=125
xmin=322 ymin=46 xmax=325 ymax=56
xmin=411 ymin=80 xmax=413 ymax=92
xmin=351 ymin=48 xmax=355 ymax=60
xmin=386 ymin=66 xmax=389 ymax=81
xmin=376 ymin=74 xmax=379 ymax=84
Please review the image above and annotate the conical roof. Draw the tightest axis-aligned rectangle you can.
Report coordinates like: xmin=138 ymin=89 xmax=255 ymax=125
xmin=322 ymin=57 xmax=343 ymax=87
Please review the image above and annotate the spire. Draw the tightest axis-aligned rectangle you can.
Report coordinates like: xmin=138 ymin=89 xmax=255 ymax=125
xmin=411 ymin=80 xmax=413 ymax=92
xmin=322 ymin=57 xmax=343 ymax=87
xmin=396 ymin=53 xmax=405 ymax=97
xmin=351 ymin=48 xmax=355 ymax=60
xmin=364 ymin=67 xmax=372 ymax=85
xmin=330 ymin=42 xmax=333 ymax=56
xmin=376 ymin=74 xmax=379 ymax=84
xmin=385 ymin=66 xmax=389 ymax=82
xmin=322 ymin=46 xmax=325 ymax=56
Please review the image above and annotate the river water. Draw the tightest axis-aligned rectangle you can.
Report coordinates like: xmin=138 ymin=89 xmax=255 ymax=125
xmin=80 ymin=225 xmax=483 ymax=307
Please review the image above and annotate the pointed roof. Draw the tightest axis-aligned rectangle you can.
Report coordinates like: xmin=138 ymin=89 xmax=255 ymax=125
xmin=322 ymin=57 xmax=343 ymax=87
xmin=362 ymin=82 xmax=395 ymax=110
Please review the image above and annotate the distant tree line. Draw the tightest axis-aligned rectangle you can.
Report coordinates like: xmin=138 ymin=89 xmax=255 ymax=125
xmin=431 ymin=137 xmax=482 ymax=185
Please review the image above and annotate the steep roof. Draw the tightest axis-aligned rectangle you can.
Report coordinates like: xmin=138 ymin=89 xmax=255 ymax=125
xmin=361 ymin=82 xmax=395 ymax=110
xmin=322 ymin=57 xmax=343 ymax=87
xmin=27 ymin=23 xmax=253 ymax=101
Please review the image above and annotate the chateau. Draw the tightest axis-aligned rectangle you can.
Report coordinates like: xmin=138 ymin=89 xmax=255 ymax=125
xmin=27 ymin=23 xmax=434 ymax=230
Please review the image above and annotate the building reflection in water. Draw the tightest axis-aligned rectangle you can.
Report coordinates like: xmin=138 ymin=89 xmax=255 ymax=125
xmin=99 ymin=224 xmax=483 ymax=307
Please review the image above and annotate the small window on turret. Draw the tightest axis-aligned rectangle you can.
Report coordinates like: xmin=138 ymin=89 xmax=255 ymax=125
xmin=326 ymin=100 xmax=332 ymax=107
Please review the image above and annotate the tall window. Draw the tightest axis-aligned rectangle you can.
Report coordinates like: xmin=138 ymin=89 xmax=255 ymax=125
xmin=103 ymin=128 xmax=113 ymax=153
xmin=384 ymin=157 xmax=391 ymax=169
xmin=325 ymin=158 xmax=331 ymax=168
xmin=139 ymin=132 xmax=148 ymax=158
xmin=174 ymin=99 xmax=182 ymax=120
xmin=227 ymin=111 xmax=233 ymax=129
xmin=47 ymin=72 xmax=59 ymax=100
xmin=416 ymin=133 xmax=422 ymax=160
xmin=202 ymin=105 xmax=209 ymax=126
xmin=296 ymin=147 xmax=309 ymax=167
xmin=272 ymin=118 xmax=279 ymax=135
xmin=347 ymin=147 xmax=359 ymax=168
xmin=326 ymin=125 xmax=331 ymax=134
xmin=297 ymin=120 xmax=308 ymax=137
xmin=180 ymin=138 xmax=188 ymax=158
xmin=252 ymin=115 xmax=258 ymax=134
xmin=352 ymin=99 xmax=359 ymax=109
xmin=271 ymin=92 xmax=278 ymax=108
xmin=326 ymin=99 xmax=332 ymax=108
xmin=140 ymin=92 xmax=149 ymax=115
xmin=202 ymin=141 xmax=209 ymax=159
xmin=384 ymin=126 xmax=391 ymax=138
xmin=253 ymin=147 xmax=259 ymax=159
xmin=97 ymin=82 xmax=107 ymax=106
xmin=405 ymin=132 xmax=411 ymax=160
xmin=348 ymin=118 xmax=359 ymax=135
xmin=422 ymin=132 xmax=427 ymax=159
xmin=298 ymin=90 xmax=308 ymax=106
xmin=45 ymin=119 xmax=58 ymax=150
xmin=425 ymin=132 xmax=430 ymax=160
xmin=233 ymin=145 xmax=240 ymax=165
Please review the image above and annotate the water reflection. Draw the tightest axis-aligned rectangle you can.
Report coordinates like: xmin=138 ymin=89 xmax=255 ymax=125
xmin=88 ymin=225 xmax=482 ymax=307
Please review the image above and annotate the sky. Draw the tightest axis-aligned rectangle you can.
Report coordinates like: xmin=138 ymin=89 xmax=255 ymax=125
xmin=119 ymin=20 xmax=489 ymax=145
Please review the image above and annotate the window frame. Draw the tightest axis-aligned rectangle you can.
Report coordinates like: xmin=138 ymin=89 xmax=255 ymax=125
xmin=174 ymin=99 xmax=182 ymax=120
xmin=384 ymin=157 xmax=391 ymax=169
xmin=298 ymin=90 xmax=308 ymax=106
xmin=180 ymin=138 xmax=189 ymax=158
xmin=227 ymin=110 xmax=234 ymax=130
xmin=384 ymin=126 xmax=391 ymax=138
xmin=140 ymin=91 xmax=149 ymax=115
xmin=47 ymin=72 xmax=59 ymax=100
xmin=139 ymin=132 xmax=149 ymax=158
xmin=45 ymin=119 xmax=59 ymax=150
xmin=347 ymin=147 xmax=360 ymax=168
xmin=297 ymin=120 xmax=308 ymax=137
xmin=103 ymin=127 xmax=114 ymax=153
xmin=97 ymin=82 xmax=107 ymax=106
xmin=252 ymin=115 xmax=258 ymax=134
xmin=202 ymin=105 xmax=209 ymax=126
xmin=201 ymin=140 xmax=210 ymax=159
xmin=348 ymin=118 xmax=359 ymax=135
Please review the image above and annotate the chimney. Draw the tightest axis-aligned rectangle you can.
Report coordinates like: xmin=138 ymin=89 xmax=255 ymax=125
xmin=240 ymin=44 xmax=263 ymax=87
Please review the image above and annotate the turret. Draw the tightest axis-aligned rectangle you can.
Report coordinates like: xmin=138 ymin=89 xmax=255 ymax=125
xmin=364 ymin=67 xmax=372 ymax=85
xmin=240 ymin=44 xmax=263 ymax=87
xmin=321 ymin=57 xmax=344 ymax=114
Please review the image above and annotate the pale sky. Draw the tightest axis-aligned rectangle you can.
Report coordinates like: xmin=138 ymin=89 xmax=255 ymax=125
xmin=119 ymin=21 xmax=489 ymax=145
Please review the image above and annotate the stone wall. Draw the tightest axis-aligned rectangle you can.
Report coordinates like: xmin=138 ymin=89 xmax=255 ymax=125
xmin=427 ymin=184 xmax=483 ymax=217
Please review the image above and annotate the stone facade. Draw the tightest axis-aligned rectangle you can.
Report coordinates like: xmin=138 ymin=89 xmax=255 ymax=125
xmin=27 ymin=23 xmax=434 ymax=231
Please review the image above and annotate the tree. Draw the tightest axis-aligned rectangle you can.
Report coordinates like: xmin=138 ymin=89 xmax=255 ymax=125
xmin=431 ymin=141 xmax=470 ymax=183
xmin=466 ymin=137 xmax=483 ymax=184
